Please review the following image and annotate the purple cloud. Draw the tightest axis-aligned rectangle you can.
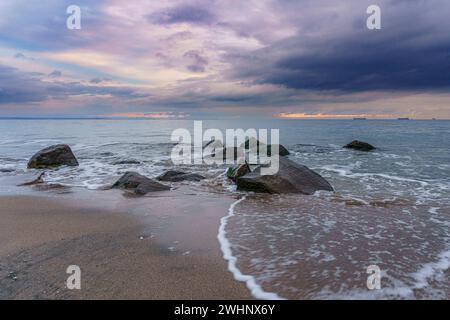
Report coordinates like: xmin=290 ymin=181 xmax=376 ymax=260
xmin=147 ymin=4 xmax=215 ymax=25
xmin=183 ymin=50 xmax=208 ymax=72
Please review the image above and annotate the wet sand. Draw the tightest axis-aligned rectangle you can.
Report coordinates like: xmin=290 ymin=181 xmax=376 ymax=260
xmin=0 ymin=194 xmax=252 ymax=299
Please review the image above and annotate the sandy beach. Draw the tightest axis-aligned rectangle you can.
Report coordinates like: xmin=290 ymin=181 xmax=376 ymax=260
xmin=0 ymin=192 xmax=252 ymax=299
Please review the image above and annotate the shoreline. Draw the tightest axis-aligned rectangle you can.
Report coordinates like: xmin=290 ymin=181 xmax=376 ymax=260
xmin=218 ymin=195 xmax=284 ymax=300
xmin=0 ymin=191 xmax=253 ymax=299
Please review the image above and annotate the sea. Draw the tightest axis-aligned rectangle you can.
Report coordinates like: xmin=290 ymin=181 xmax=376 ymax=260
xmin=0 ymin=118 xmax=449 ymax=299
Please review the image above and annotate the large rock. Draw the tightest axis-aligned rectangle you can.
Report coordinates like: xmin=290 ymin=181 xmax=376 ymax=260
xmin=27 ymin=144 xmax=79 ymax=169
xmin=112 ymin=172 xmax=170 ymax=195
xmin=344 ymin=140 xmax=375 ymax=151
xmin=157 ymin=170 xmax=205 ymax=182
xmin=226 ymin=163 xmax=251 ymax=182
xmin=236 ymin=157 xmax=333 ymax=194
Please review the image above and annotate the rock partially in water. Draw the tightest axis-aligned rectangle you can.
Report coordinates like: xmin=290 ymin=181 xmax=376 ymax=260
xmin=243 ymin=138 xmax=290 ymax=156
xmin=212 ymin=147 xmax=245 ymax=161
xmin=157 ymin=170 xmax=205 ymax=182
xmin=112 ymin=172 xmax=170 ymax=195
xmin=236 ymin=157 xmax=333 ymax=195
xmin=226 ymin=163 xmax=251 ymax=182
xmin=33 ymin=183 xmax=71 ymax=193
xmin=343 ymin=140 xmax=375 ymax=151
xmin=203 ymin=139 xmax=223 ymax=149
xmin=18 ymin=172 xmax=45 ymax=186
xmin=267 ymin=144 xmax=290 ymax=156
xmin=27 ymin=144 xmax=79 ymax=169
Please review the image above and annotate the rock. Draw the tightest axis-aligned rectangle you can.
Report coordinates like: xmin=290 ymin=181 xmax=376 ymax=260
xmin=157 ymin=170 xmax=205 ymax=182
xmin=343 ymin=140 xmax=375 ymax=151
xmin=212 ymin=147 xmax=244 ymax=161
xmin=203 ymin=139 xmax=223 ymax=149
xmin=33 ymin=183 xmax=72 ymax=193
xmin=18 ymin=172 xmax=45 ymax=186
xmin=112 ymin=172 xmax=170 ymax=195
xmin=243 ymin=138 xmax=290 ymax=156
xmin=27 ymin=144 xmax=79 ymax=169
xmin=226 ymin=163 xmax=251 ymax=182
xmin=267 ymin=144 xmax=290 ymax=156
xmin=7 ymin=272 xmax=18 ymax=281
xmin=243 ymin=137 xmax=265 ymax=150
xmin=236 ymin=157 xmax=333 ymax=194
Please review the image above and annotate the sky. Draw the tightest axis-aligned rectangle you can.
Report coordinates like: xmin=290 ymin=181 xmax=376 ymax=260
xmin=0 ymin=0 xmax=450 ymax=119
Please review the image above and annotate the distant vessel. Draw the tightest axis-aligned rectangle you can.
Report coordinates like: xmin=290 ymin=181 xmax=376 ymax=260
xmin=432 ymin=118 xmax=437 ymax=120
xmin=397 ymin=117 xmax=410 ymax=120
xmin=353 ymin=117 xmax=367 ymax=120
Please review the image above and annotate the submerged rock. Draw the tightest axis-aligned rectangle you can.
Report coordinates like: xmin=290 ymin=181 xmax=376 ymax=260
xmin=27 ymin=144 xmax=79 ymax=169
xmin=344 ymin=140 xmax=375 ymax=151
xmin=226 ymin=163 xmax=251 ymax=182
xmin=157 ymin=170 xmax=205 ymax=182
xmin=33 ymin=183 xmax=71 ymax=193
xmin=112 ymin=172 xmax=170 ymax=195
xmin=18 ymin=172 xmax=45 ymax=186
xmin=236 ymin=157 xmax=333 ymax=194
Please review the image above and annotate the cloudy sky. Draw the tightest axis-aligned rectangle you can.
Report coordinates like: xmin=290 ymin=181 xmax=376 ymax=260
xmin=0 ymin=0 xmax=449 ymax=118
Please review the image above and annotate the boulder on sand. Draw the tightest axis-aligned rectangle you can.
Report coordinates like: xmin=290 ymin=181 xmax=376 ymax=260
xmin=112 ymin=172 xmax=170 ymax=195
xmin=236 ymin=157 xmax=333 ymax=195
xmin=157 ymin=170 xmax=205 ymax=182
xmin=226 ymin=163 xmax=251 ymax=182
xmin=343 ymin=140 xmax=375 ymax=151
xmin=27 ymin=144 xmax=79 ymax=169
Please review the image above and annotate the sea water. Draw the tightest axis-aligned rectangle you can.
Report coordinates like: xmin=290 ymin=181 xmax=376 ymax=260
xmin=0 ymin=119 xmax=449 ymax=299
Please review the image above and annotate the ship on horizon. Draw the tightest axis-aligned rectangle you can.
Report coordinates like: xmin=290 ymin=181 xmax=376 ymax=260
xmin=397 ymin=117 xmax=410 ymax=120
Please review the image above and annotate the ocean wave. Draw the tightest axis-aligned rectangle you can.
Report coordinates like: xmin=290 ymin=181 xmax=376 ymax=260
xmin=218 ymin=195 xmax=284 ymax=300
xmin=410 ymin=245 xmax=450 ymax=291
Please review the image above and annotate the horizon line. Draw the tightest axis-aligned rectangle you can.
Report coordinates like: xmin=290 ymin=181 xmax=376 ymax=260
xmin=0 ymin=116 xmax=448 ymax=121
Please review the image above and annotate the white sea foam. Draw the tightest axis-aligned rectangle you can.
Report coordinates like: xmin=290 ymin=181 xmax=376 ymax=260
xmin=218 ymin=195 xmax=284 ymax=300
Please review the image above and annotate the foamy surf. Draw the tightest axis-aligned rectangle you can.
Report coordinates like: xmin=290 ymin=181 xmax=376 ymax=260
xmin=218 ymin=195 xmax=285 ymax=300
xmin=410 ymin=246 xmax=450 ymax=290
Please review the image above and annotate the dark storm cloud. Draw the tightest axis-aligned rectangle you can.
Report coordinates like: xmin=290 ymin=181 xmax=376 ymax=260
xmin=227 ymin=0 xmax=450 ymax=93
xmin=258 ymin=33 xmax=450 ymax=92
xmin=3 ymin=0 xmax=450 ymax=117
xmin=0 ymin=65 xmax=147 ymax=104
xmin=0 ymin=65 xmax=47 ymax=103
